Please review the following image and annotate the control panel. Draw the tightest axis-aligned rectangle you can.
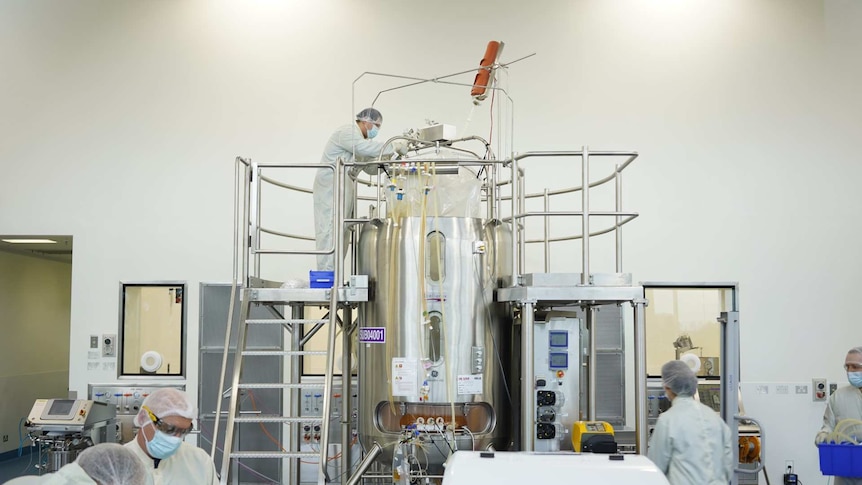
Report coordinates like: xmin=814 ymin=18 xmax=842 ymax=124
xmin=26 ymin=398 xmax=116 ymax=437
xmin=299 ymin=379 xmax=360 ymax=484
xmin=533 ymin=316 xmax=579 ymax=452
xmin=813 ymin=378 xmax=828 ymax=402
xmin=299 ymin=381 xmax=358 ymax=445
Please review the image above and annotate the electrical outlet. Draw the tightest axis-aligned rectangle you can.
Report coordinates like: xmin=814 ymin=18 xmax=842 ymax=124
xmin=90 ymin=335 xmax=99 ymax=349
xmin=813 ymin=378 xmax=828 ymax=401
xmin=2 ymin=434 xmax=8 ymax=442
xmin=785 ymin=460 xmax=794 ymax=472
xmin=102 ymin=334 xmax=116 ymax=357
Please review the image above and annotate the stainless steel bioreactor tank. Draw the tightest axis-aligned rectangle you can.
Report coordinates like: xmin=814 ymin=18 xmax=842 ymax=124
xmin=356 ymin=215 xmax=513 ymax=470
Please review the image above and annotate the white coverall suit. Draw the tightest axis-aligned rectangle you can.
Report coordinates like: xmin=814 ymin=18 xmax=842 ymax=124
xmin=817 ymin=385 xmax=862 ymax=485
xmin=313 ymin=122 xmax=394 ymax=271
xmin=124 ymin=439 xmax=219 ymax=485
xmin=647 ymin=395 xmax=733 ymax=485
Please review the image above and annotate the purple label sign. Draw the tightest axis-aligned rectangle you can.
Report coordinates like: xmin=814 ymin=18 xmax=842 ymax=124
xmin=358 ymin=327 xmax=386 ymax=343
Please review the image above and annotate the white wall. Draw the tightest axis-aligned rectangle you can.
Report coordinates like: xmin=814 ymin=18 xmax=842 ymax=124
xmin=0 ymin=251 xmax=71 ymax=455
xmin=1 ymin=0 xmax=861 ymax=482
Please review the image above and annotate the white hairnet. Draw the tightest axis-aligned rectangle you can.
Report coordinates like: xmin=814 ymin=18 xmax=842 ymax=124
xmin=848 ymin=347 xmax=862 ymax=357
xmin=356 ymin=107 xmax=382 ymax=124
xmin=662 ymin=360 xmax=698 ymax=397
xmin=134 ymin=387 xmax=195 ymax=427
xmin=76 ymin=443 xmax=146 ymax=485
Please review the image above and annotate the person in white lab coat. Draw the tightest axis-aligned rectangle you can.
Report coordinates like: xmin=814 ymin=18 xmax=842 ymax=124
xmin=647 ymin=360 xmax=733 ymax=485
xmin=6 ymin=442 xmax=145 ymax=485
xmin=815 ymin=346 xmax=862 ymax=485
xmin=124 ymin=388 xmax=218 ymax=485
xmin=313 ymin=107 xmax=408 ymax=271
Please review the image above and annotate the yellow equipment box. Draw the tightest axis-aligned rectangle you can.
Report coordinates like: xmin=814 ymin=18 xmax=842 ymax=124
xmin=572 ymin=421 xmax=617 ymax=453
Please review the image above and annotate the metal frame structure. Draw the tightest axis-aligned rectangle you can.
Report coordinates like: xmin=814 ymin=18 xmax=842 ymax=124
xmin=215 ymin=140 xmax=653 ymax=483
xmin=216 ymin=139 xmax=769 ymax=485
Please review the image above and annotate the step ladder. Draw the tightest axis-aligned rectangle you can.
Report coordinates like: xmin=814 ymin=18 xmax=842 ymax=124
xmin=217 ymin=287 xmax=338 ymax=485
xmin=216 ymin=157 xmax=366 ymax=484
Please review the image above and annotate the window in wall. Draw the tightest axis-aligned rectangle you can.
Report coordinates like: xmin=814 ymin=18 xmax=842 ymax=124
xmin=119 ymin=282 xmax=186 ymax=377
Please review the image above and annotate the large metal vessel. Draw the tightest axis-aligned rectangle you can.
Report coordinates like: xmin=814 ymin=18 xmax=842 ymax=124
xmin=356 ymin=216 xmax=514 ymax=470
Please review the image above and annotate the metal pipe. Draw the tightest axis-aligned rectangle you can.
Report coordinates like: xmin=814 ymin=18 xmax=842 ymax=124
xmin=364 ymin=157 xmax=503 ymax=168
xmin=581 ymin=146 xmax=589 ymax=285
xmin=510 ymin=210 xmax=639 ymax=219
xmin=354 ymin=66 xmax=523 ymax=108
xmin=633 ymin=299 xmax=648 ymax=454
xmin=290 ymin=303 xmax=303 ymax=485
xmin=510 ymin=155 xmax=519 ymax=285
xmin=522 ymin=215 xmax=639 ymax=242
xmin=341 ymin=307 xmax=353 ymax=485
xmin=521 ymin=302 xmax=535 ymax=451
xmin=543 ymin=189 xmax=550 ymax=273
xmin=588 ymin=306 xmax=597 ymax=420
xmin=260 ymin=175 xmax=313 ymax=193
xmin=259 ymin=227 xmax=314 ymax=241
xmin=495 ymin=153 xmax=638 ymax=200
xmin=319 ymin=158 xmax=345 ymax=480
xmin=212 ymin=158 xmax=245 ymax=458
xmin=615 ymin=165 xmax=623 ymax=273
xmin=490 ymin=154 xmax=499 ymax=221
xmin=514 ymin=150 xmax=638 ymax=160
xmin=345 ymin=442 xmax=383 ymax=485
xmin=518 ymin=174 xmax=526 ymax=279
xmin=253 ymin=163 xmax=262 ymax=278
xmin=241 ymin=162 xmax=251 ymax=286
xmin=720 ymin=311 xmax=742 ymax=485
xmin=219 ymin=290 xmax=253 ymax=484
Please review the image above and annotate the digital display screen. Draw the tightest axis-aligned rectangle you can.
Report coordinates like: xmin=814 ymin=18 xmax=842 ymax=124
xmin=698 ymin=384 xmax=721 ymax=413
xmin=549 ymin=352 xmax=568 ymax=369
xmin=48 ymin=400 xmax=75 ymax=415
xmin=586 ymin=422 xmax=605 ymax=432
xmin=549 ymin=331 xmax=568 ymax=348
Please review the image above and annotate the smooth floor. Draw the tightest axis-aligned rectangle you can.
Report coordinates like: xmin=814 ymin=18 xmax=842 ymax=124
xmin=0 ymin=451 xmax=39 ymax=484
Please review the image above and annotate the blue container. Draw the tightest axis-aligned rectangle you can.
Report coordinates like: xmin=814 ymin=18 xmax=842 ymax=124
xmin=819 ymin=443 xmax=862 ymax=478
xmin=309 ymin=271 xmax=335 ymax=289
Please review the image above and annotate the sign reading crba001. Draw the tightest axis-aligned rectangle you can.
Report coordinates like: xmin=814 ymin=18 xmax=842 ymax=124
xmin=358 ymin=327 xmax=386 ymax=343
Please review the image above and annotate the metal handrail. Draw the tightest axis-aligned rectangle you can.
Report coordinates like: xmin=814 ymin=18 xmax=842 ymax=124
xmin=734 ymin=415 xmax=766 ymax=475
xmin=523 ymin=215 xmax=639 ymax=243
xmin=505 ymin=149 xmax=641 ymax=281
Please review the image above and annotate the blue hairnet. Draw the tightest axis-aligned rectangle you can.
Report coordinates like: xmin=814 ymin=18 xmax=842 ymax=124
xmin=661 ymin=360 xmax=698 ymax=397
xmin=76 ymin=443 xmax=146 ymax=485
xmin=356 ymin=108 xmax=383 ymax=124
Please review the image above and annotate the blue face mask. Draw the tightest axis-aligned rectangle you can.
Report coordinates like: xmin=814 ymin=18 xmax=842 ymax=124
xmin=849 ymin=372 xmax=862 ymax=388
xmin=145 ymin=426 xmax=183 ymax=459
xmin=367 ymin=125 xmax=379 ymax=139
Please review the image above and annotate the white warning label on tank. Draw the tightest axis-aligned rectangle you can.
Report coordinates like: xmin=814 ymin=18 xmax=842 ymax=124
xmin=392 ymin=358 xmax=418 ymax=397
xmin=457 ymin=374 xmax=483 ymax=395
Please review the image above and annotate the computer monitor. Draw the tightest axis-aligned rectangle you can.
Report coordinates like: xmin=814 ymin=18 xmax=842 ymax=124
xmin=39 ymin=399 xmax=83 ymax=421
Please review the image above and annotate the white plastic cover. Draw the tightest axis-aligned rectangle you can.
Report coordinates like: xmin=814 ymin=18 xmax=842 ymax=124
xmin=442 ymin=451 xmax=671 ymax=485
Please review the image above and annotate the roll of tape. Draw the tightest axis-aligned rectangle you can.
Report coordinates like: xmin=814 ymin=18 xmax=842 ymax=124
xmin=141 ymin=351 xmax=163 ymax=373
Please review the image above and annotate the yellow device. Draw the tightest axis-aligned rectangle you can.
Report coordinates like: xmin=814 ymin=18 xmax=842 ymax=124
xmin=572 ymin=421 xmax=617 ymax=453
